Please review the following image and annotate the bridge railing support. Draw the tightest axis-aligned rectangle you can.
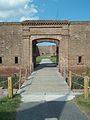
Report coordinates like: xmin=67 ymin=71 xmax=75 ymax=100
xmin=68 ymin=71 xmax=89 ymax=98
xmin=84 ymin=75 xmax=89 ymax=98
xmin=8 ymin=77 xmax=13 ymax=98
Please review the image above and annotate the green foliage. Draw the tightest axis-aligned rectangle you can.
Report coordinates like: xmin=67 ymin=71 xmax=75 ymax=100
xmin=71 ymin=75 xmax=84 ymax=89
xmin=50 ymin=55 xmax=57 ymax=64
xmin=0 ymin=76 xmax=19 ymax=89
xmin=0 ymin=76 xmax=7 ymax=89
xmin=72 ymin=75 xmax=90 ymax=89
xmin=36 ymin=56 xmax=48 ymax=64
xmin=0 ymin=95 xmax=21 ymax=120
xmin=12 ymin=76 xmax=19 ymax=89
xmin=36 ymin=55 xmax=57 ymax=64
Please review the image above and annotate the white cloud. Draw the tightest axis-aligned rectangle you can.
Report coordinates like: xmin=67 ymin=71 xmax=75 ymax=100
xmin=0 ymin=0 xmax=39 ymax=21
xmin=20 ymin=16 xmax=39 ymax=22
xmin=0 ymin=0 xmax=28 ymax=10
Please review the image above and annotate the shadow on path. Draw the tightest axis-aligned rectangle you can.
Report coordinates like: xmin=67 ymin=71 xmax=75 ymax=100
xmin=16 ymin=100 xmax=88 ymax=120
xmin=16 ymin=91 xmax=88 ymax=120
xmin=35 ymin=63 xmax=57 ymax=71
xmin=16 ymin=59 xmax=88 ymax=120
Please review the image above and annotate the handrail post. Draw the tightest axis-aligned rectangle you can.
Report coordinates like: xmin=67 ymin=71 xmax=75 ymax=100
xmin=69 ymin=71 xmax=72 ymax=89
xmin=8 ymin=77 xmax=13 ymax=98
xmin=84 ymin=75 xmax=89 ymax=98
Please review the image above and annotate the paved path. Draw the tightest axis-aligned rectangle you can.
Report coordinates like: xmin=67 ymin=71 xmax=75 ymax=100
xmin=17 ymin=59 xmax=74 ymax=102
xmin=16 ymin=59 xmax=88 ymax=120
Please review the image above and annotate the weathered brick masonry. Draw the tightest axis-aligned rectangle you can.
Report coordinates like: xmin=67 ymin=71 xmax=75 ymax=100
xmin=36 ymin=45 xmax=56 ymax=56
xmin=0 ymin=20 xmax=90 ymax=76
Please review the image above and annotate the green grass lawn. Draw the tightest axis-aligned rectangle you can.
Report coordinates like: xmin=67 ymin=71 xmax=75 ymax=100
xmin=50 ymin=56 xmax=57 ymax=64
xmin=0 ymin=95 xmax=21 ymax=120
xmin=75 ymin=95 xmax=90 ymax=119
xmin=36 ymin=55 xmax=57 ymax=64
xmin=36 ymin=56 xmax=49 ymax=64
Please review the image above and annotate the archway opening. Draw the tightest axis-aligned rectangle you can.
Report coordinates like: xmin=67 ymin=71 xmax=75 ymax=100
xmin=32 ymin=39 xmax=60 ymax=69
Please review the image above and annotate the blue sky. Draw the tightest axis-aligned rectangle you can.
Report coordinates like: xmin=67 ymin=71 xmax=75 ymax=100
xmin=37 ymin=42 xmax=56 ymax=46
xmin=0 ymin=0 xmax=90 ymax=46
xmin=0 ymin=0 xmax=90 ymax=22
xmin=34 ymin=0 xmax=90 ymax=21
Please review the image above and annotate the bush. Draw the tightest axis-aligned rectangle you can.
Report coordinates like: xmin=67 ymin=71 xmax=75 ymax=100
xmin=51 ymin=55 xmax=56 ymax=57
xmin=0 ymin=76 xmax=19 ymax=89
xmin=71 ymin=75 xmax=84 ymax=89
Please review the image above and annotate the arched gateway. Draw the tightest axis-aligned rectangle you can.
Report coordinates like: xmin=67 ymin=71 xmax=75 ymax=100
xmin=22 ymin=20 xmax=69 ymax=75
xmin=0 ymin=20 xmax=90 ymax=76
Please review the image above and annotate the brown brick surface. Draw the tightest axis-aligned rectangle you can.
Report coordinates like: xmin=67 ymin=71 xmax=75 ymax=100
xmin=0 ymin=21 xmax=90 ymax=76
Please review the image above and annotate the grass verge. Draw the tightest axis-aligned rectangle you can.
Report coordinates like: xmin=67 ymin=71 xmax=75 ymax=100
xmin=75 ymin=95 xmax=90 ymax=120
xmin=50 ymin=55 xmax=57 ymax=64
xmin=0 ymin=95 xmax=21 ymax=120
xmin=36 ymin=55 xmax=57 ymax=64
xmin=36 ymin=56 xmax=49 ymax=64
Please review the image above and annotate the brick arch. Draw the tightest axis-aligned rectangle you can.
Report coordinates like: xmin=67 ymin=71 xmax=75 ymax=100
xmin=31 ymin=37 xmax=60 ymax=72
xmin=32 ymin=37 xmax=60 ymax=46
xmin=23 ymin=22 xmax=69 ymax=75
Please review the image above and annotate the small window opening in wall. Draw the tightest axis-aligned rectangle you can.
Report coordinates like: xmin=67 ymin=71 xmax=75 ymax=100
xmin=0 ymin=57 xmax=2 ymax=64
xmin=15 ymin=57 xmax=18 ymax=64
xmin=78 ymin=56 xmax=82 ymax=63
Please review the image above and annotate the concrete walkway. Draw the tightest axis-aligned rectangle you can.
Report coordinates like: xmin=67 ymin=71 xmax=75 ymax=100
xmin=17 ymin=59 xmax=74 ymax=102
xmin=16 ymin=59 xmax=88 ymax=120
